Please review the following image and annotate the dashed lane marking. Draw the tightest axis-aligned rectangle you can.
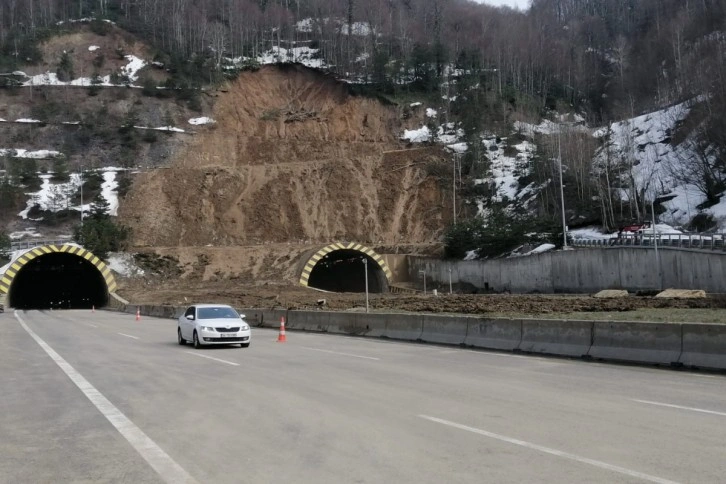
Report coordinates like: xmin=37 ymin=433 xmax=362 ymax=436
xmin=185 ymin=351 xmax=240 ymax=366
xmin=418 ymin=415 xmax=680 ymax=484
xmin=633 ymin=399 xmax=726 ymax=417
xmin=302 ymin=347 xmax=380 ymax=360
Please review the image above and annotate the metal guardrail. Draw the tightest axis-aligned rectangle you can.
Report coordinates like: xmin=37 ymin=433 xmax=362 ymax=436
xmin=572 ymin=233 xmax=726 ymax=251
xmin=9 ymin=239 xmax=74 ymax=251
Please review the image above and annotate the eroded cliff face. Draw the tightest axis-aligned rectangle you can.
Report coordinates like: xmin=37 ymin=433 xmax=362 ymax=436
xmin=120 ymin=64 xmax=450 ymax=247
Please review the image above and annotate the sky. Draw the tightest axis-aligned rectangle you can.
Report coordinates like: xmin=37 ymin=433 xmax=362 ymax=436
xmin=475 ymin=0 xmax=529 ymax=10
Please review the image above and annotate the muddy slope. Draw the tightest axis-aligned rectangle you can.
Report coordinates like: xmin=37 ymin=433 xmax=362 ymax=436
xmin=120 ymin=65 xmax=450 ymax=246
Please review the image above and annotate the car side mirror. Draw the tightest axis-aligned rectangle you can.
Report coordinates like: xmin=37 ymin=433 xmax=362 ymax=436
xmin=186 ymin=315 xmax=195 ymax=321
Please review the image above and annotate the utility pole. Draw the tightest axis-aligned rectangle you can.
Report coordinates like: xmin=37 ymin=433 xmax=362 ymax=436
xmin=448 ymin=267 xmax=453 ymax=294
xmin=557 ymin=127 xmax=567 ymax=248
xmin=419 ymin=270 xmax=427 ymax=294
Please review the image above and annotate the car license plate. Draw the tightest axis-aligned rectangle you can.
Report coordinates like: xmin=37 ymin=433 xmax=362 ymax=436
xmin=221 ymin=333 xmax=235 ymax=337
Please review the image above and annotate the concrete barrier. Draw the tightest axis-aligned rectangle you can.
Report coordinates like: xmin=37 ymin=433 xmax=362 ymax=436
xmin=420 ymin=315 xmax=468 ymax=345
xmin=519 ymin=319 xmax=593 ymax=357
xmin=286 ymin=310 xmax=332 ymax=331
xmin=463 ymin=319 xmax=521 ymax=350
xmin=679 ymin=324 xmax=726 ymax=370
xmin=382 ymin=313 xmax=423 ymax=341
xmin=589 ymin=322 xmax=682 ymax=365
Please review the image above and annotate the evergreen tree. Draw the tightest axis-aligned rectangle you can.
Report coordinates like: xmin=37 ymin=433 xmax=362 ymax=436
xmin=73 ymin=193 xmax=129 ymax=260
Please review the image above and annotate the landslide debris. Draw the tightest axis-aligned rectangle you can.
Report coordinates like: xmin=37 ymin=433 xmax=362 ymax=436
xmin=119 ymin=65 xmax=450 ymax=248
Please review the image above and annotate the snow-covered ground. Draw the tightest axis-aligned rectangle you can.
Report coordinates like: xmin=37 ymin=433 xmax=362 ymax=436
xmin=106 ymin=252 xmax=144 ymax=277
xmin=20 ymin=54 xmax=147 ymax=87
xmin=188 ymin=117 xmax=215 ymax=125
xmin=475 ymin=137 xmax=540 ymax=213
xmin=227 ymin=45 xmax=327 ymax=70
xmin=17 ymin=168 xmax=122 ymax=220
xmin=0 ymin=149 xmax=61 ymax=158
xmin=591 ymin=99 xmax=720 ymax=228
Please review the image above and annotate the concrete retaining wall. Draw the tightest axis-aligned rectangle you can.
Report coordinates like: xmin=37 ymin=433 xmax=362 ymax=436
xmin=409 ymin=247 xmax=726 ymax=293
xmin=105 ymin=305 xmax=726 ymax=371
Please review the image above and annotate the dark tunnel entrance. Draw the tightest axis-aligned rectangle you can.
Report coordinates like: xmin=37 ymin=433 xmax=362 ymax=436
xmin=307 ymin=250 xmax=388 ymax=293
xmin=8 ymin=252 xmax=109 ymax=309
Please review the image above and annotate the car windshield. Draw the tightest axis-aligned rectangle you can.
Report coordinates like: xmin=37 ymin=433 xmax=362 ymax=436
xmin=197 ymin=307 xmax=240 ymax=319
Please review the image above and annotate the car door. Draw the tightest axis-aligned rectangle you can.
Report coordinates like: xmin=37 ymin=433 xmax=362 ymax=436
xmin=181 ymin=306 xmax=195 ymax=339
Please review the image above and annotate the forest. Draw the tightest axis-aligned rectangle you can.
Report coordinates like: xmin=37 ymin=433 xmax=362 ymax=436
xmin=2 ymin=0 xmax=726 ymax=256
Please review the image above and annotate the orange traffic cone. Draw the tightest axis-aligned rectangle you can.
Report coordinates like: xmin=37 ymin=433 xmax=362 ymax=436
xmin=135 ymin=307 xmax=141 ymax=322
xmin=277 ymin=317 xmax=286 ymax=342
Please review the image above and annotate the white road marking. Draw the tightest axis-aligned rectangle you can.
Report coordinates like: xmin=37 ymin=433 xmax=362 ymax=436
xmin=185 ymin=351 xmax=240 ymax=366
xmin=118 ymin=332 xmax=140 ymax=340
xmin=633 ymin=399 xmax=726 ymax=417
xmin=419 ymin=415 xmax=680 ymax=484
xmin=88 ymin=324 xmax=98 ymax=328
xmin=302 ymin=347 xmax=380 ymax=360
xmin=15 ymin=311 xmax=197 ymax=484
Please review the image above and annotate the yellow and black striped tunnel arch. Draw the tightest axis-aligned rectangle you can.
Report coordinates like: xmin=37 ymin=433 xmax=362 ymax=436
xmin=299 ymin=242 xmax=392 ymax=287
xmin=0 ymin=244 xmax=117 ymax=295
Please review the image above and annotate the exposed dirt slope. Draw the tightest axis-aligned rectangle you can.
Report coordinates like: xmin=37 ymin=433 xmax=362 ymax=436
xmin=120 ymin=65 xmax=450 ymax=247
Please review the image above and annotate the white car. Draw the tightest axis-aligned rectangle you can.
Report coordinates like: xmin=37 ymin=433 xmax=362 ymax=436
xmin=178 ymin=304 xmax=251 ymax=349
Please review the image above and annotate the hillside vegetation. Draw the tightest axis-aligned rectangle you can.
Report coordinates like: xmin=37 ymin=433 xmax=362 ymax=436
xmin=2 ymin=0 xmax=726 ymax=260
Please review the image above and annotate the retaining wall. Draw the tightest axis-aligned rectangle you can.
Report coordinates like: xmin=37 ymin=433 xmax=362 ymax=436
xmin=408 ymin=247 xmax=726 ymax=293
xmin=107 ymin=305 xmax=726 ymax=371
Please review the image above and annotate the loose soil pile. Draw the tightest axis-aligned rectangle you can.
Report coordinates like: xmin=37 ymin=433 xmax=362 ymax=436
xmin=118 ymin=276 xmax=726 ymax=316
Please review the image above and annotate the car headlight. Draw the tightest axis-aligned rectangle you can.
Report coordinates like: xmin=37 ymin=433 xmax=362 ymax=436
xmin=240 ymin=324 xmax=249 ymax=331
xmin=200 ymin=326 xmax=216 ymax=332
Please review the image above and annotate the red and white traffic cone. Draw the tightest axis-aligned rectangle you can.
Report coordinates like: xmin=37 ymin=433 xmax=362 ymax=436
xmin=135 ymin=307 xmax=141 ymax=322
xmin=277 ymin=317 xmax=286 ymax=342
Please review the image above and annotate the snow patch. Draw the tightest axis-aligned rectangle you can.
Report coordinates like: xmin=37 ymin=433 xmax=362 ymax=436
xmin=426 ymin=108 xmax=438 ymax=118
xmin=401 ymin=126 xmax=431 ymax=143
xmin=188 ymin=117 xmax=216 ymax=126
xmin=88 ymin=45 xmax=100 ymax=52
xmin=106 ymin=253 xmax=145 ymax=277
xmin=0 ymin=149 xmax=61 ymax=159
xmin=8 ymin=229 xmax=42 ymax=240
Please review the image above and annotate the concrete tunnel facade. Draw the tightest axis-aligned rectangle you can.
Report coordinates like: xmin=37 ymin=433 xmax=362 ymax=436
xmin=0 ymin=244 xmax=117 ymax=309
xmin=298 ymin=242 xmax=393 ymax=293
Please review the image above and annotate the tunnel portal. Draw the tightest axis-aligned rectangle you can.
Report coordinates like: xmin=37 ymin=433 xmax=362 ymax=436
xmin=300 ymin=243 xmax=392 ymax=293
xmin=1 ymin=245 xmax=116 ymax=310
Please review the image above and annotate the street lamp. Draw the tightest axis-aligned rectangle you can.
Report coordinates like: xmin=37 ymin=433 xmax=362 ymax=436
xmin=418 ymin=270 xmax=427 ymax=294
xmin=362 ymin=257 xmax=369 ymax=313
xmin=79 ymin=164 xmax=84 ymax=224
xmin=557 ymin=129 xmax=567 ymax=248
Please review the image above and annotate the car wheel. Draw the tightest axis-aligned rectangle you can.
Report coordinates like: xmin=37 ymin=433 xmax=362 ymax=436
xmin=240 ymin=343 xmax=250 ymax=348
xmin=178 ymin=328 xmax=186 ymax=345
xmin=193 ymin=331 xmax=201 ymax=349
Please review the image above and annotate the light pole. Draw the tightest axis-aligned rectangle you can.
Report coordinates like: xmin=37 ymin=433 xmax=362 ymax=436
xmin=651 ymin=193 xmax=662 ymax=290
xmin=362 ymin=258 xmax=369 ymax=313
xmin=557 ymin=129 xmax=567 ymax=248
xmin=448 ymin=267 xmax=453 ymax=294
xmin=453 ymin=153 xmax=458 ymax=224
xmin=419 ymin=270 xmax=426 ymax=294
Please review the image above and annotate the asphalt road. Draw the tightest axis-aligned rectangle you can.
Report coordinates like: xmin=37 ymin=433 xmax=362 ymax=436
xmin=1 ymin=309 xmax=725 ymax=484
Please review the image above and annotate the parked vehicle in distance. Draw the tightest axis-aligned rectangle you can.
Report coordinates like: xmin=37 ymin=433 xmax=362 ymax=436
xmin=178 ymin=304 xmax=251 ymax=349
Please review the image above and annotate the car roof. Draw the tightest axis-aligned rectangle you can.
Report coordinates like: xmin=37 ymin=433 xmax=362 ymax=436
xmin=192 ymin=304 xmax=234 ymax=309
